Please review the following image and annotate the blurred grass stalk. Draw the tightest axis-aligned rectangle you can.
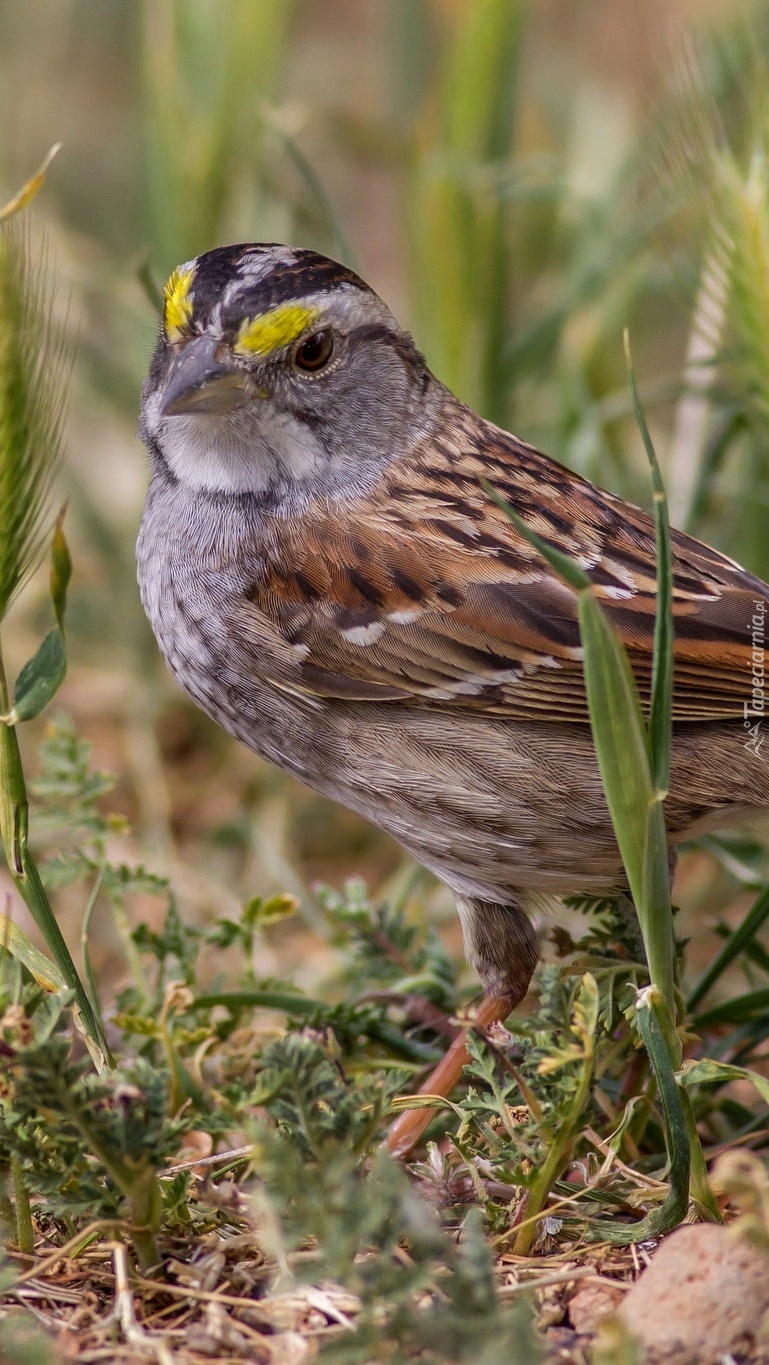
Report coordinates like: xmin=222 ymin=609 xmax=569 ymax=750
xmin=663 ymin=33 xmax=769 ymax=569
xmin=0 ymin=169 xmax=109 ymax=1063
xmin=710 ymin=142 xmax=769 ymax=575
xmin=139 ymin=0 xmax=296 ymax=272
xmin=400 ymin=0 xmax=526 ymax=424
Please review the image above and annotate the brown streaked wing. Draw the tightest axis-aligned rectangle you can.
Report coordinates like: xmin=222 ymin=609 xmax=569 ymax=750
xmin=240 ymin=424 xmax=769 ymax=723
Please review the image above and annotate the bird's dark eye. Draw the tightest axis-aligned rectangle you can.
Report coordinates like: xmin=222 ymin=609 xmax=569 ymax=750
xmin=294 ymin=329 xmax=334 ymax=372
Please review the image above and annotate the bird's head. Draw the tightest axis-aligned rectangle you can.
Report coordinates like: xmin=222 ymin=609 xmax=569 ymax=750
xmin=140 ymin=243 xmax=433 ymax=504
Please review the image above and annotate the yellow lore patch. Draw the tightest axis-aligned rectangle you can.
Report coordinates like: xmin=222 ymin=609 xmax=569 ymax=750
xmin=163 ymin=265 xmax=196 ymax=342
xmin=235 ymin=303 xmax=320 ymax=357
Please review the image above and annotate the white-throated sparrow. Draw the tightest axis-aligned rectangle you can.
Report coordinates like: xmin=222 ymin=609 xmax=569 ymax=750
xmin=138 ymin=244 xmax=769 ymax=1149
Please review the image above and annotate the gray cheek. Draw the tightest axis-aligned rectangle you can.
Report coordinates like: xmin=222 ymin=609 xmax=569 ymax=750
xmin=308 ymin=351 xmax=426 ymax=474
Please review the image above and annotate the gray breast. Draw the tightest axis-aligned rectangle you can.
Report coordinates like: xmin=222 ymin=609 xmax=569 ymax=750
xmin=137 ymin=476 xmax=330 ymax=778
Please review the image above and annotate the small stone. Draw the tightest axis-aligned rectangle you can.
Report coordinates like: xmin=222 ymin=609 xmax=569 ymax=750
xmin=618 ymin=1222 xmax=769 ymax=1364
xmin=568 ymin=1280 xmax=625 ymax=1336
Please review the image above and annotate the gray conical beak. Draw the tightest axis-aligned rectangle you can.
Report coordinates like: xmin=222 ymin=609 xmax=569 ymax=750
xmin=160 ymin=334 xmax=253 ymax=416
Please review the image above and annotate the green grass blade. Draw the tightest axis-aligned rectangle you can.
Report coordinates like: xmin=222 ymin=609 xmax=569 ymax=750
xmin=487 ymin=398 xmax=701 ymax=1226
xmin=0 ymin=716 xmax=110 ymax=1063
xmin=624 ymin=330 xmax=673 ymax=793
xmin=692 ymin=985 xmax=769 ymax=1029
xmin=578 ymin=591 xmax=677 ymax=1026
xmin=590 ymin=990 xmax=690 ymax=1243
xmin=193 ymin=989 xmax=439 ymax=1064
xmin=486 ymin=477 xmax=677 ymax=1013
xmin=0 ymin=509 xmax=100 ymax=1050
xmin=687 ymin=882 xmax=769 ymax=1011
xmin=481 ymin=482 xmax=591 ymax=590
xmin=577 ymin=593 xmax=655 ymax=904
xmin=0 ymin=732 xmax=109 ymax=1060
xmin=0 ymin=911 xmax=66 ymax=992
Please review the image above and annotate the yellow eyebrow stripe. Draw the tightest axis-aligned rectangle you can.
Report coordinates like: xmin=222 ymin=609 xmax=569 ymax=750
xmin=163 ymin=265 xmax=196 ymax=342
xmin=235 ymin=303 xmax=320 ymax=357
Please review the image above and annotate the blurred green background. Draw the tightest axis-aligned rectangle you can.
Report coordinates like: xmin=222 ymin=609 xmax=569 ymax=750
xmin=3 ymin=0 xmax=769 ymax=998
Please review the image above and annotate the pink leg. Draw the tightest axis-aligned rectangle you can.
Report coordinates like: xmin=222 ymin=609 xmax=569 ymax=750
xmin=384 ymin=993 xmax=514 ymax=1159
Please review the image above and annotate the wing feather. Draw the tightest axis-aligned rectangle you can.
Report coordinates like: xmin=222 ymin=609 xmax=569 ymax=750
xmin=237 ymin=414 xmax=769 ymax=724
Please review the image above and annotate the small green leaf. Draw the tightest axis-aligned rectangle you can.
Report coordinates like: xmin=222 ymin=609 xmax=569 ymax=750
xmin=678 ymin=1056 xmax=769 ymax=1107
xmin=246 ymin=892 xmax=299 ymax=927
xmin=112 ymin=1012 xmax=163 ymax=1038
xmin=9 ymin=628 xmax=66 ymax=723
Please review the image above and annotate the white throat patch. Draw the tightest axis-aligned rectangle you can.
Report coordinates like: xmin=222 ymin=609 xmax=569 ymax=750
xmin=144 ymin=385 xmax=325 ymax=495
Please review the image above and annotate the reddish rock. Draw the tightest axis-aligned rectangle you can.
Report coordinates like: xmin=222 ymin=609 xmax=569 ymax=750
xmin=618 ymin=1223 xmax=769 ymax=1364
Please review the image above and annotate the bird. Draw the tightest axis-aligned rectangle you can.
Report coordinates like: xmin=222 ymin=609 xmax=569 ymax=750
xmin=137 ymin=242 xmax=769 ymax=1153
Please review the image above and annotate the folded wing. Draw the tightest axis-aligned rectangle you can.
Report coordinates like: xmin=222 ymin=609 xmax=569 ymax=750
xmin=241 ymin=424 xmax=768 ymax=723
